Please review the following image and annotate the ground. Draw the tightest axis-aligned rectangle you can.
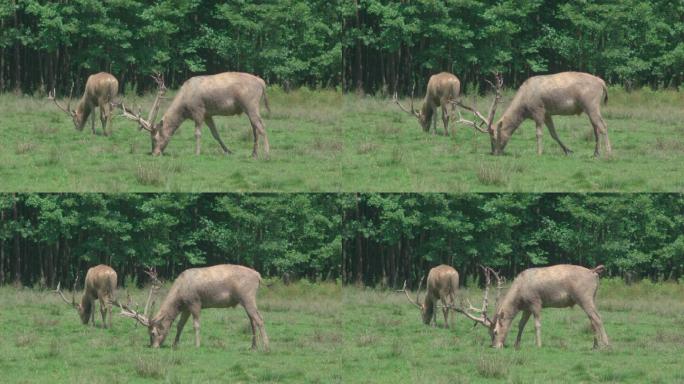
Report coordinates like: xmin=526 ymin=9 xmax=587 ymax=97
xmin=0 ymin=281 xmax=342 ymax=384
xmin=340 ymin=279 xmax=684 ymax=383
xmin=0 ymin=87 xmax=683 ymax=192
xmin=1 ymin=280 xmax=682 ymax=383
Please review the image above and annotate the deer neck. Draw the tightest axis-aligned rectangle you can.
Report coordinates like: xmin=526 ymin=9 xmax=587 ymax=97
xmin=154 ymin=292 xmax=181 ymax=328
xmin=79 ymin=294 xmax=93 ymax=323
xmin=160 ymin=104 xmax=184 ymax=137
xmin=499 ymin=99 xmax=526 ymax=135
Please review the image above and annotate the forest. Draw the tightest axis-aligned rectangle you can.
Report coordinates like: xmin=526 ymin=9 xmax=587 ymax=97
xmin=341 ymin=194 xmax=684 ymax=287
xmin=0 ymin=193 xmax=341 ymax=287
xmin=0 ymin=0 xmax=342 ymax=94
xmin=342 ymin=0 xmax=684 ymax=93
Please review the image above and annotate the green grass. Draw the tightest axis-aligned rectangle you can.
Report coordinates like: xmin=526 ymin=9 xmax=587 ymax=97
xmin=339 ymin=87 xmax=684 ymax=192
xmin=0 ymin=87 xmax=345 ymax=192
xmin=340 ymin=279 xmax=684 ymax=383
xmin=2 ymin=279 xmax=682 ymax=383
xmin=0 ymin=281 xmax=343 ymax=383
xmin=1 ymin=87 xmax=683 ymax=192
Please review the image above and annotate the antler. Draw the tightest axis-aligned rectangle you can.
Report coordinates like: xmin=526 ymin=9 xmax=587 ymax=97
xmin=142 ymin=266 xmax=162 ymax=318
xmin=116 ymin=74 xmax=166 ymax=132
xmin=398 ymin=275 xmax=424 ymax=309
xmin=451 ymin=265 xmax=504 ymax=328
xmin=452 ymin=73 xmax=504 ymax=135
xmin=112 ymin=266 xmax=162 ymax=327
xmin=47 ymin=83 xmax=75 ymax=116
xmin=54 ymin=276 xmax=79 ymax=308
xmin=393 ymin=83 xmax=420 ymax=118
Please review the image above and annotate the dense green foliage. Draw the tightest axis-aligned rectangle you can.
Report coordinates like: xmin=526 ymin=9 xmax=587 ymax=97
xmin=0 ymin=0 xmax=341 ymax=94
xmin=342 ymin=193 xmax=684 ymax=286
xmin=0 ymin=193 xmax=341 ymax=287
xmin=343 ymin=0 xmax=684 ymax=94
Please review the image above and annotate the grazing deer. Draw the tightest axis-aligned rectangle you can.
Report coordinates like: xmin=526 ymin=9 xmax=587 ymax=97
xmin=394 ymin=72 xmax=461 ymax=135
xmin=54 ymin=264 xmax=118 ymax=328
xmin=118 ymin=72 xmax=271 ymax=158
xmin=401 ymin=265 xmax=459 ymax=328
xmin=458 ymin=72 xmax=611 ymax=156
xmin=115 ymin=264 xmax=269 ymax=351
xmin=455 ymin=265 xmax=610 ymax=349
xmin=48 ymin=72 xmax=119 ymax=136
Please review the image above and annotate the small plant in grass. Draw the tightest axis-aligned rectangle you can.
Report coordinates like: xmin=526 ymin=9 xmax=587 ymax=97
xmin=476 ymin=355 xmax=509 ymax=379
xmin=135 ymin=355 xmax=164 ymax=379
xmin=15 ymin=142 xmax=36 ymax=154
xmin=15 ymin=333 xmax=35 ymax=347
xmin=135 ymin=163 xmax=165 ymax=186
xmin=476 ymin=162 xmax=509 ymax=186
xmin=357 ymin=141 xmax=378 ymax=155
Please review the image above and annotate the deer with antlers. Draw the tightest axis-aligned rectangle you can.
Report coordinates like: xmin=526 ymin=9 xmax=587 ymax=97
xmin=48 ymin=72 xmax=119 ymax=136
xmin=455 ymin=72 xmax=611 ymax=156
xmin=118 ymin=72 xmax=270 ymax=158
xmin=115 ymin=264 xmax=269 ymax=351
xmin=401 ymin=265 xmax=459 ymax=328
xmin=54 ymin=264 xmax=118 ymax=328
xmin=455 ymin=265 xmax=610 ymax=349
xmin=394 ymin=72 xmax=461 ymax=135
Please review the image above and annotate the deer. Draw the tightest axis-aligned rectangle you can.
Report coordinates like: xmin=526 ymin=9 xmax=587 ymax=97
xmin=54 ymin=264 xmax=118 ymax=328
xmin=400 ymin=265 xmax=459 ymax=328
xmin=48 ymin=72 xmax=119 ymax=136
xmin=394 ymin=72 xmax=461 ymax=135
xmin=454 ymin=265 xmax=610 ymax=349
xmin=118 ymin=72 xmax=271 ymax=158
xmin=455 ymin=72 xmax=612 ymax=156
xmin=114 ymin=264 xmax=269 ymax=351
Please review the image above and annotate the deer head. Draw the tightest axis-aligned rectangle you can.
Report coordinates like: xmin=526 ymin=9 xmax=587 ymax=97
xmin=393 ymin=84 xmax=430 ymax=132
xmin=116 ymin=74 xmax=166 ymax=154
xmin=452 ymin=266 xmax=505 ymax=347
xmin=399 ymin=276 xmax=432 ymax=324
xmin=48 ymin=83 xmax=85 ymax=130
xmin=451 ymin=73 xmax=504 ymax=154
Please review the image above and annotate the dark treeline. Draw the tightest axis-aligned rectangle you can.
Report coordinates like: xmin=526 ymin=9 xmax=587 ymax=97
xmin=0 ymin=194 xmax=341 ymax=287
xmin=342 ymin=194 xmax=684 ymax=287
xmin=342 ymin=0 xmax=684 ymax=94
xmin=0 ymin=0 xmax=341 ymax=95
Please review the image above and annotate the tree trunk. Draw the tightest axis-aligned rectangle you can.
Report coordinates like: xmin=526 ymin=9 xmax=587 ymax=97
xmin=355 ymin=194 xmax=363 ymax=285
xmin=13 ymin=0 xmax=21 ymax=93
xmin=0 ymin=208 xmax=4 ymax=284
xmin=13 ymin=194 xmax=20 ymax=284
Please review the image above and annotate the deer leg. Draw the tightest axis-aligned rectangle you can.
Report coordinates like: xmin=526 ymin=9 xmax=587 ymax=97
xmin=204 ymin=116 xmax=232 ymax=155
xmin=535 ymin=121 xmax=544 ymax=155
xmin=173 ymin=311 xmax=191 ymax=347
xmin=191 ymin=310 xmax=201 ymax=348
xmin=588 ymin=112 xmax=612 ymax=157
xmin=248 ymin=112 xmax=270 ymax=159
xmin=106 ymin=297 xmax=112 ymax=329
xmin=544 ymin=116 xmax=572 ymax=155
xmin=441 ymin=298 xmax=449 ymax=328
xmin=514 ymin=311 xmax=531 ymax=349
xmin=578 ymin=299 xmax=610 ymax=349
xmin=243 ymin=300 xmax=269 ymax=351
xmin=442 ymin=106 xmax=449 ymax=136
xmin=533 ymin=309 xmax=542 ymax=347
xmin=102 ymin=102 xmax=112 ymax=136
xmin=194 ymin=121 xmax=202 ymax=155
xmin=99 ymin=298 xmax=107 ymax=328
xmin=91 ymin=110 xmax=96 ymax=135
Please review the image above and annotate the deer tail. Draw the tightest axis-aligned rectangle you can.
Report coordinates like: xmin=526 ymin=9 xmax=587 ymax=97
xmin=591 ymin=265 xmax=606 ymax=275
xmin=261 ymin=85 xmax=271 ymax=114
xmin=601 ymin=83 xmax=608 ymax=105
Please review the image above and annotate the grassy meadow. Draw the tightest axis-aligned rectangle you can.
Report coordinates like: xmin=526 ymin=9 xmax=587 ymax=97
xmin=0 ymin=281 xmax=342 ymax=384
xmin=343 ymin=88 xmax=684 ymax=192
xmin=2 ymin=279 xmax=682 ymax=383
xmin=341 ymin=279 xmax=684 ymax=383
xmin=1 ymin=87 xmax=683 ymax=192
xmin=0 ymin=88 xmax=345 ymax=192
